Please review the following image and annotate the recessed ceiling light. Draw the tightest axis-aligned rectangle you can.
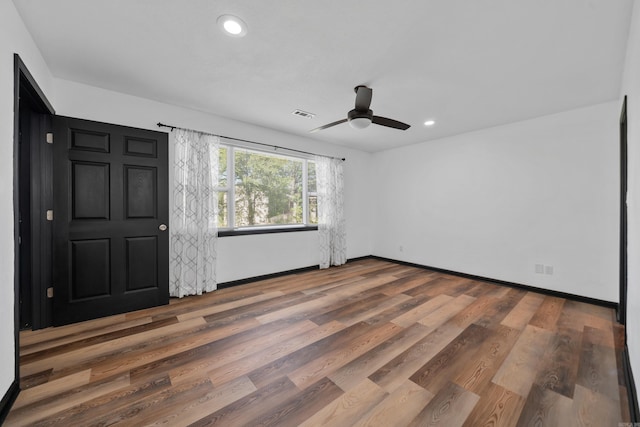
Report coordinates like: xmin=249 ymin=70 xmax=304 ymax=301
xmin=217 ymin=14 xmax=247 ymax=37
xmin=424 ymin=120 xmax=436 ymax=126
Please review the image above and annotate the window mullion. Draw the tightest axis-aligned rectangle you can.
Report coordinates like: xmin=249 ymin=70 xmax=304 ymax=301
xmin=228 ymin=147 xmax=235 ymax=229
xmin=302 ymin=160 xmax=308 ymax=225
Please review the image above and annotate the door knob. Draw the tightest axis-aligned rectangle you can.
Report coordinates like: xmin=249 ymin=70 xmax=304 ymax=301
xmin=159 ymin=224 xmax=167 ymax=231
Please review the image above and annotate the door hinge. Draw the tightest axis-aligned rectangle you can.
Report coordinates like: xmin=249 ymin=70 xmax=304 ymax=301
xmin=47 ymin=287 xmax=54 ymax=298
xmin=46 ymin=133 xmax=53 ymax=144
xmin=46 ymin=210 xmax=53 ymax=221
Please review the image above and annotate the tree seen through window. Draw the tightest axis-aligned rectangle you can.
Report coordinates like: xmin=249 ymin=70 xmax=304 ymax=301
xmin=216 ymin=146 xmax=316 ymax=228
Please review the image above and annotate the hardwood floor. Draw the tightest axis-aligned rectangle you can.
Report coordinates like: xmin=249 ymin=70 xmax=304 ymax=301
xmin=6 ymin=259 xmax=631 ymax=426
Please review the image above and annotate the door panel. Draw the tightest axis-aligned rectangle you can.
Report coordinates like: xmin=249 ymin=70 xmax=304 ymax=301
xmin=70 ymin=239 xmax=111 ymax=299
xmin=126 ymin=236 xmax=158 ymax=291
xmin=53 ymin=116 xmax=169 ymax=325
xmin=72 ymin=162 xmax=110 ymax=219
xmin=125 ymin=166 xmax=157 ymax=218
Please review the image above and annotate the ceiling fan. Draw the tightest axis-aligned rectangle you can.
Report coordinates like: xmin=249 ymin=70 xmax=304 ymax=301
xmin=309 ymin=85 xmax=411 ymax=133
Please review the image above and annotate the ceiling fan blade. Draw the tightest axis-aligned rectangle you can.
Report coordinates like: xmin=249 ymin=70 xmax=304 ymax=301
xmin=372 ymin=116 xmax=411 ymax=130
xmin=354 ymin=86 xmax=373 ymax=111
xmin=309 ymin=118 xmax=348 ymax=133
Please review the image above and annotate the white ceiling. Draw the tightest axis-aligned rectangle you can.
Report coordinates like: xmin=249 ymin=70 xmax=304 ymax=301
xmin=13 ymin=0 xmax=634 ymax=152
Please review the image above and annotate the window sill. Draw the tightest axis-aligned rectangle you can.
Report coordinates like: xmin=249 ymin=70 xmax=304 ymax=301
xmin=218 ymin=225 xmax=318 ymax=237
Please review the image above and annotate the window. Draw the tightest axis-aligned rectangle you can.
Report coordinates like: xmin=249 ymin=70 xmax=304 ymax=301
xmin=216 ymin=145 xmax=317 ymax=232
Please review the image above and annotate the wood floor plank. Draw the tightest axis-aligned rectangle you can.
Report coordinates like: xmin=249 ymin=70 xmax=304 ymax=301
xmin=572 ymin=384 xmax=621 ymax=427
xmin=11 ymin=369 xmax=91 ymax=410
xmin=288 ymin=322 xmax=403 ymax=389
xmin=256 ymin=274 xmax=399 ymax=324
xmin=378 ymin=273 xmax=438 ymax=296
xmin=353 ymin=379 xmax=434 ymax=427
xmin=190 ymin=376 xmax=300 ymax=426
xmin=576 ymin=326 xmax=620 ymax=399
xmin=246 ymin=320 xmax=374 ymax=389
xmin=143 ymin=376 xmax=257 ymax=427
xmin=418 ymin=294 xmax=477 ymax=332
xmin=329 ymin=322 xmax=431 ymax=391
xmin=18 ymin=314 xmax=129 ymax=346
xmin=410 ymin=324 xmax=492 ymax=393
xmin=462 ymin=382 xmax=526 ymax=427
xmin=369 ymin=322 xmax=464 ymax=393
xmin=89 ymin=376 xmax=216 ymax=426
xmin=165 ymin=319 xmax=317 ymax=386
xmin=392 ymin=294 xmax=454 ymax=327
xmin=4 ymin=373 xmax=131 ymax=426
xmin=528 ymin=295 xmax=565 ymax=331
xmin=246 ymin=376 xmax=344 ymax=427
xmin=473 ymin=288 xmax=527 ymax=330
xmin=176 ymin=290 xmax=285 ymax=322
xmin=202 ymin=291 xmax=321 ymax=326
xmin=298 ymin=378 xmax=387 ymax=427
xmin=18 ymin=369 xmax=52 ymax=390
xmin=532 ymin=327 xmax=582 ymax=398
xmin=19 ymin=315 xmax=155 ymax=356
xmin=126 ymin=319 xmax=274 ymax=384
xmin=20 ymin=316 xmax=209 ymax=378
xmin=363 ymin=294 xmax=431 ymax=326
xmin=207 ymin=320 xmax=345 ymax=387
xmin=407 ymin=381 xmax=480 ymax=427
xmin=23 ymin=374 xmax=172 ymax=426
xmin=20 ymin=316 xmax=179 ymax=365
xmin=7 ymin=259 xmax=630 ymax=426
xmin=338 ymin=293 xmax=412 ymax=326
xmin=448 ymin=295 xmax=498 ymax=330
xmin=500 ymin=292 xmax=545 ymax=330
xmin=492 ymin=325 xmax=554 ymax=397
xmin=404 ymin=277 xmax=465 ymax=298
xmin=515 ymin=384 xmax=574 ymax=427
xmin=88 ymin=317 xmax=265 ymax=382
xmin=309 ymin=292 xmax=398 ymax=325
xmin=453 ymin=324 xmax=521 ymax=394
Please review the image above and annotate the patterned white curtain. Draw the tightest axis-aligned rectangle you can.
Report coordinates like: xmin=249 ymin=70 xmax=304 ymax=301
xmin=316 ymin=156 xmax=347 ymax=269
xmin=170 ymin=129 xmax=219 ymax=297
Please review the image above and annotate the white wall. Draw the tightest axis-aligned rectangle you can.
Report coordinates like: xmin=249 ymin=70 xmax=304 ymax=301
xmin=621 ymin=0 xmax=640 ymax=403
xmin=0 ymin=0 xmax=55 ymax=404
xmin=53 ymin=79 xmax=373 ymax=283
xmin=372 ymin=101 xmax=619 ymax=302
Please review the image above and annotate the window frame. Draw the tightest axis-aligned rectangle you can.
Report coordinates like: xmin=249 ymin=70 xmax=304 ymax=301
xmin=216 ymin=143 xmax=318 ymax=236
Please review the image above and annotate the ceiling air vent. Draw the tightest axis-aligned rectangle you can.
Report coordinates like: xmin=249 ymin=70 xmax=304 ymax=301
xmin=292 ymin=109 xmax=315 ymax=119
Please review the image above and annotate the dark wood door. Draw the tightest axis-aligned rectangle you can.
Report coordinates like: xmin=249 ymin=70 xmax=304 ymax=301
xmin=52 ymin=116 xmax=169 ymax=325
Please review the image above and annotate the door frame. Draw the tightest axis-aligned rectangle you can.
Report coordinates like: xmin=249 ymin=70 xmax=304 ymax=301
xmin=619 ymin=95 xmax=628 ymax=326
xmin=12 ymin=54 xmax=55 ymax=381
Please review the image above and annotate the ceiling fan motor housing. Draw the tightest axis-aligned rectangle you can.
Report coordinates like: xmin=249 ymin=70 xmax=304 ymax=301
xmin=348 ymin=108 xmax=373 ymax=121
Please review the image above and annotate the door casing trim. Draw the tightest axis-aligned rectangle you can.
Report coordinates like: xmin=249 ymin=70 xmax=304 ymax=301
xmin=9 ymin=54 xmax=55 ymax=419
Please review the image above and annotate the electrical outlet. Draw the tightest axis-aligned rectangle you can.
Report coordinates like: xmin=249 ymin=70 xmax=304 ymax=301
xmin=399 ymin=245 xmax=404 ymax=252
xmin=545 ymin=265 xmax=554 ymax=275
xmin=535 ymin=264 xmax=544 ymax=274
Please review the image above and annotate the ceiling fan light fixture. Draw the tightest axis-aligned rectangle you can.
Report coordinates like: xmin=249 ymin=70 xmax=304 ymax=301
xmin=217 ymin=14 xmax=247 ymax=37
xmin=349 ymin=117 xmax=372 ymax=129
xmin=309 ymin=88 xmax=409 ymax=133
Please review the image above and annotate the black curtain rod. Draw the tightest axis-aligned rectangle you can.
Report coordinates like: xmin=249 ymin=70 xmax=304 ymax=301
xmin=157 ymin=122 xmax=345 ymax=161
